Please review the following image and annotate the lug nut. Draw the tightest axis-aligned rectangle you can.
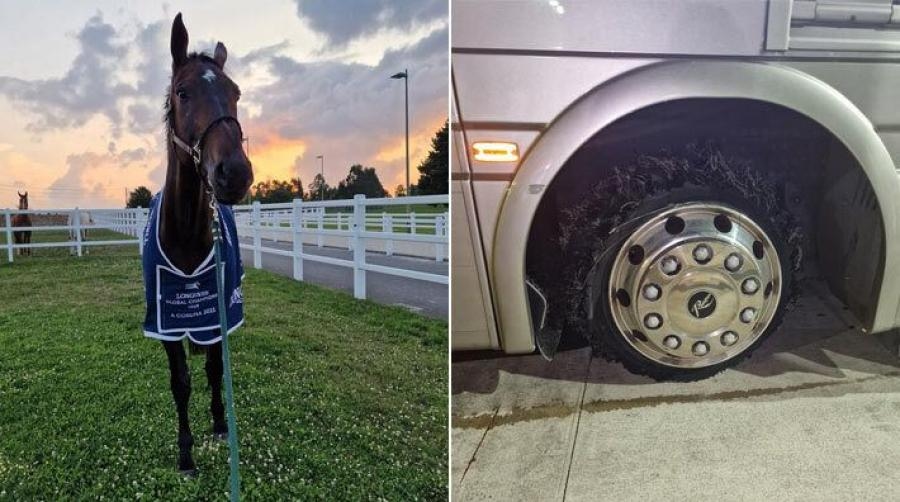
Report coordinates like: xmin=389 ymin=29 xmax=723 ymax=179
xmin=693 ymin=244 xmax=712 ymax=263
xmin=725 ymin=253 xmax=742 ymax=272
xmin=642 ymin=284 xmax=661 ymax=301
xmin=660 ymin=256 xmax=679 ymax=275
xmin=644 ymin=313 xmax=663 ymax=329
xmin=721 ymin=331 xmax=738 ymax=346
xmin=692 ymin=341 xmax=710 ymax=356
xmin=740 ymin=308 xmax=756 ymax=323
xmin=663 ymin=335 xmax=681 ymax=350
xmin=742 ymin=278 xmax=759 ymax=295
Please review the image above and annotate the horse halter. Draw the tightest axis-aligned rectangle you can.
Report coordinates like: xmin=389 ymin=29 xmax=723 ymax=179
xmin=170 ymin=115 xmax=243 ymax=183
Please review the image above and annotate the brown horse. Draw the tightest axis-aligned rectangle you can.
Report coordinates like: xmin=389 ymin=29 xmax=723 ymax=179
xmin=12 ymin=191 xmax=32 ymax=256
xmin=154 ymin=13 xmax=252 ymax=475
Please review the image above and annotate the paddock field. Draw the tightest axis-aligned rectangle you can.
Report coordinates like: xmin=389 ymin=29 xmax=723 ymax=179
xmin=0 ymin=254 xmax=447 ymax=500
xmin=0 ymin=228 xmax=136 ymax=262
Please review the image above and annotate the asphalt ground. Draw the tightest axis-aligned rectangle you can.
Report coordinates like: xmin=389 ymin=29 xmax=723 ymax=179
xmin=451 ymin=279 xmax=900 ymax=501
xmin=239 ymin=237 xmax=448 ymax=319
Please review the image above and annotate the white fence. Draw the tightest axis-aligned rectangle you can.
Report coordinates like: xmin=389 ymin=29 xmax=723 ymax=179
xmin=1 ymin=207 xmax=148 ymax=261
xmin=1 ymin=194 xmax=449 ymax=300
xmin=239 ymin=203 xmax=448 ymax=260
xmin=232 ymin=194 xmax=449 ymax=299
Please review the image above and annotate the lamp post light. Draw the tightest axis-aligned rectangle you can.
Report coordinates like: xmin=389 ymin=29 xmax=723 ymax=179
xmin=390 ymin=69 xmax=409 ymax=198
xmin=316 ymin=154 xmax=325 ymax=201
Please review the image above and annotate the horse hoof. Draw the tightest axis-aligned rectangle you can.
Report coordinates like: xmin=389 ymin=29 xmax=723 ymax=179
xmin=179 ymin=467 xmax=198 ymax=478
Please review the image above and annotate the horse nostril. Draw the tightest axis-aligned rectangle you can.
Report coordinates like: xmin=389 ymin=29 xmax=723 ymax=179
xmin=212 ymin=160 xmax=252 ymax=202
xmin=223 ymin=161 xmax=251 ymax=185
xmin=213 ymin=163 xmax=227 ymax=186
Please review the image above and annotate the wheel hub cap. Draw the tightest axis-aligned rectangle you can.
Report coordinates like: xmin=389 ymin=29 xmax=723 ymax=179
xmin=608 ymin=203 xmax=781 ymax=369
xmin=687 ymin=291 xmax=716 ymax=319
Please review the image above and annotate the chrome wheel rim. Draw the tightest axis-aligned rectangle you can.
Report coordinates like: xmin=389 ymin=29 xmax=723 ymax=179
xmin=608 ymin=203 xmax=781 ymax=369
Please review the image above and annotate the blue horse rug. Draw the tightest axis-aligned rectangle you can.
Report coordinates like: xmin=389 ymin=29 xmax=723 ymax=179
xmin=142 ymin=192 xmax=244 ymax=345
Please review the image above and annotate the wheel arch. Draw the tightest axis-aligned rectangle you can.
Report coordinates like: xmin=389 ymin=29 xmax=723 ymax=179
xmin=493 ymin=59 xmax=900 ymax=354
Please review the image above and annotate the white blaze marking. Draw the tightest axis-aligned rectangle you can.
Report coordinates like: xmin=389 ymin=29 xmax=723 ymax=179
xmin=202 ymin=69 xmax=216 ymax=82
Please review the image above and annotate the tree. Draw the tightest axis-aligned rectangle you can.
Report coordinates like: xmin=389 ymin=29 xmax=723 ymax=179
xmin=333 ymin=164 xmax=388 ymax=199
xmin=307 ymin=173 xmax=331 ymax=201
xmin=250 ymin=177 xmax=304 ymax=203
xmin=289 ymin=177 xmax=305 ymax=200
xmin=127 ymin=186 xmax=153 ymax=208
xmin=394 ymin=184 xmax=406 ymax=197
xmin=416 ymin=121 xmax=448 ymax=195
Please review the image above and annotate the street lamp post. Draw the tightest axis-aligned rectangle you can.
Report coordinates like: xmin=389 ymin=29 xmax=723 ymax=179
xmin=390 ymin=69 xmax=409 ymax=197
xmin=316 ymin=154 xmax=325 ymax=201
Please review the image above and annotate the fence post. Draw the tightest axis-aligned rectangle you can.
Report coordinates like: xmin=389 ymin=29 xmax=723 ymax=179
xmin=252 ymin=201 xmax=262 ymax=269
xmin=4 ymin=210 xmax=12 ymax=263
xmin=270 ymin=212 xmax=278 ymax=243
xmin=343 ymin=213 xmax=353 ymax=251
xmin=74 ymin=208 xmax=83 ymax=257
xmin=383 ymin=213 xmax=394 ymax=256
xmin=137 ymin=209 xmax=145 ymax=255
xmin=434 ymin=214 xmax=445 ymax=262
xmin=352 ymin=194 xmax=366 ymax=299
xmin=410 ymin=211 xmax=417 ymax=235
xmin=443 ymin=211 xmax=449 ymax=261
xmin=317 ymin=211 xmax=324 ymax=248
xmin=291 ymin=198 xmax=304 ymax=281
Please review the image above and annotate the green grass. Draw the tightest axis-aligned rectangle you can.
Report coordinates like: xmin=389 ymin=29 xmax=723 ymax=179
xmin=0 ymin=255 xmax=448 ymax=500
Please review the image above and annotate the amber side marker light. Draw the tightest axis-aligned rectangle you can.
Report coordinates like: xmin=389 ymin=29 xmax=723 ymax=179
xmin=472 ymin=141 xmax=519 ymax=162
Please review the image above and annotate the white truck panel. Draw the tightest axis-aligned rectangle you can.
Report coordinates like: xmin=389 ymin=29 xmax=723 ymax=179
xmin=452 ymin=0 xmax=769 ymax=55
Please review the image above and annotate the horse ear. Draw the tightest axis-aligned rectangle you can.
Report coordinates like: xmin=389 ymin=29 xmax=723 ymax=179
xmin=17 ymin=191 xmax=23 ymax=197
xmin=171 ymin=13 xmax=189 ymax=69
xmin=214 ymin=42 xmax=227 ymax=68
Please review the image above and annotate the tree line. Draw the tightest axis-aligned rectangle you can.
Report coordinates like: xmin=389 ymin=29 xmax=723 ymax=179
xmin=127 ymin=121 xmax=448 ymax=208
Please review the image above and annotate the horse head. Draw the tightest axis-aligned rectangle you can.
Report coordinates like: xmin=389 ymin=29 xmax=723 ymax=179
xmin=16 ymin=191 xmax=28 ymax=210
xmin=167 ymin=13 xmax=252 ymax=205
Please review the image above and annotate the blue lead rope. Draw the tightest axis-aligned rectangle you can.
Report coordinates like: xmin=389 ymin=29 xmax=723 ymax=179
xmin=212 ymin=208 xmax=241 ymax=501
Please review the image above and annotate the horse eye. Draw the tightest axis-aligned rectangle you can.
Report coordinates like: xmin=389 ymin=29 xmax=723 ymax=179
xmin=176 ymin=89 xmax=189 ymax=100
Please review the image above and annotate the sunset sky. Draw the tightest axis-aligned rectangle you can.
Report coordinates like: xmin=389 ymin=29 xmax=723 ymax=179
xmin=0 ymin=1 xmax=447 ymax=208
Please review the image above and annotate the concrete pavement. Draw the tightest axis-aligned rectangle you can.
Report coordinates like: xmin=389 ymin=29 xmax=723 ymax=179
xmin=452 ymin=280 xmax=900 ymax=500
xmin=240 ymin=237 xmax=448 ymax=319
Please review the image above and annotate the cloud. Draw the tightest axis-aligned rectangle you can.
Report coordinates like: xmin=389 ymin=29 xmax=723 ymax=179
xmin=40 ymin=146 xmax=158 ymax=207
xmin=0 ymin=14 xmax=133 ymax=134
xmin=240 ymin=26 xmax=448 ymax=183
xmin=293 ymin=0 xmax=446 ymax=46
xmin=0 ymin=13 xmax=173 ymax=139
xmin=119 ymin=147 xmax=149 ymax=164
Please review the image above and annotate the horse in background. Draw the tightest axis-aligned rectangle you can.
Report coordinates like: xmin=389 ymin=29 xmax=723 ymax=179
xmin=12 ymin=191 xmax=32 ymax=256
xmin=67 ymin=210 xmax=94 ymax=255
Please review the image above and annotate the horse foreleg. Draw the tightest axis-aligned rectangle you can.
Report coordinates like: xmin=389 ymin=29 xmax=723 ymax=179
xmin=205 ymin=341 xmax=227 ymax=439
xmin=162 ymin=340 xmax=196 ymax=474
